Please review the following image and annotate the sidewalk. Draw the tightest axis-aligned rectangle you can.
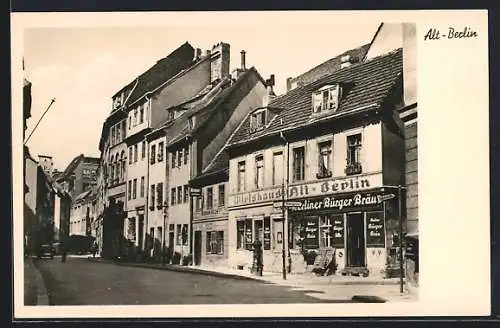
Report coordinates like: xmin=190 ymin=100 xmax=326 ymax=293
xmin=24 ymin=257 xmax=49 ymax=306
xmin=91 ymin=258 xmax=417 ymax=302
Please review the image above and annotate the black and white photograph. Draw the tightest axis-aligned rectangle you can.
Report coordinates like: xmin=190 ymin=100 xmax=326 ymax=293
xmin=12 ymin=10 xmax=489 ymax=318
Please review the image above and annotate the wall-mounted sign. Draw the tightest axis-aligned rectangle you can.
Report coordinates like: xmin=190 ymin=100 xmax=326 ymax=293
xmin=228 ymin=173 xmax=382 ymax=208
xmin=190 ymin=188 xmax=202 ymax=197
xmin=331 ymin=214 xmax=345 ymax=248
xmin=366 ymin=211 xmax=385 ymax=247
xmin=288 ymin=191 xmax=385 ymax=213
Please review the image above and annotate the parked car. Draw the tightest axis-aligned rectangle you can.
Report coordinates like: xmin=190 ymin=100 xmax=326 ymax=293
xmin=38 ymin=244 xmax=54 ymax=259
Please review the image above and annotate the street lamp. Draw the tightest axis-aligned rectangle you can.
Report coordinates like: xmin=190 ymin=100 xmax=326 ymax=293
xmin=162 ymin=200 xmax=168 ymax=266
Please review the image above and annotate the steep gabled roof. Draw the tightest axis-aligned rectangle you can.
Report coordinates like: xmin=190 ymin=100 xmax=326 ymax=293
xmin=228 ymin=48 xmax=403 ymax=147
xmin=165 ymin=67 xmax=264 ymax=150
xmin=123 ymin=42 xmax=196 ymax=107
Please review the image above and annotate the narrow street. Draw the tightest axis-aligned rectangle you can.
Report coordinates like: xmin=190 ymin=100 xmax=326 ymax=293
xmin=34 ymin=258 xmax=355 ymax=305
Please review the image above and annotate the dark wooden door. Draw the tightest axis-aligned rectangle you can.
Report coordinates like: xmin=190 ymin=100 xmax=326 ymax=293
xmin=194 ymin=231 xmax=202 ymax=266
xmin=346 ymin=213 xmax=365 ymax=267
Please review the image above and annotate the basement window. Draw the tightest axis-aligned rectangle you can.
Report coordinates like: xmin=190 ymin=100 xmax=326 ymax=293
xmin=312 ymin=84 xmax=341 ymax=115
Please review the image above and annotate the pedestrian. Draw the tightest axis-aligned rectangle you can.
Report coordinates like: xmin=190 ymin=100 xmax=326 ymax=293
xmin=92 ymin=241 xmax=98 ymax=258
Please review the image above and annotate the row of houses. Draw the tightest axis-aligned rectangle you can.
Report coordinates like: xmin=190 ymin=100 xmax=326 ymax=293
xmin=69 ymin=23 xmax=417 ymax=286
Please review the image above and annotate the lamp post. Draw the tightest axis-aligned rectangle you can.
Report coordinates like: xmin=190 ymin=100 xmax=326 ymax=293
xmin=162 ymin=200 xmax=167 ymax=266
xmin=280 ymin=131 xmax=291 ymax=280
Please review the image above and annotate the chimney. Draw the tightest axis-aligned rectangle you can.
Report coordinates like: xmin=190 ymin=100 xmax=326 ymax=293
xmin=194 ymin=48 xmax=202 ymax=60
xmin=210 ymin=42 xmax=230 ymax=83
xmin=262 ymin=74 xmax=277 ymax=107
xmin=205 ymin=49 xmax=211 ymax=57
xmin=240 ymin=50 xmax=246 ymax=70
xmin=340 ymin=54 xmax=352 ymax=68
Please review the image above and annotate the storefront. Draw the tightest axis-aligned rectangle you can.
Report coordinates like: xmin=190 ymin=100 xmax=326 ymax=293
xmin=192 ymin=218 xmax=228 ymax=268
xmin=287 ymin=187 xmax=399 ymax=277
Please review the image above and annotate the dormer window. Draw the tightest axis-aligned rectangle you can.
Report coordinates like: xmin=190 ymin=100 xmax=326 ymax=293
xmin=189 ymin=116 xmax=196 ymax=130
xmin=312 ymin=84 xmax=341 ymax=115
xmin=250 ymin=109 xmax=267 ymax=133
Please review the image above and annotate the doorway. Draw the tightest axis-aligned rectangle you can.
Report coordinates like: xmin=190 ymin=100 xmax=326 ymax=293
xmin=346 ymin=213 xmax=365 ymax=267
xmin=138 ymin=215 xmax=144 ymax=250
xmin=194 ymin=231 xmax=202 ymax=266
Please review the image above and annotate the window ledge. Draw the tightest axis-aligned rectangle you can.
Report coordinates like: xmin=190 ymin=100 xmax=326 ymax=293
xmin=316 ymin=171 xmax=332 ymax=179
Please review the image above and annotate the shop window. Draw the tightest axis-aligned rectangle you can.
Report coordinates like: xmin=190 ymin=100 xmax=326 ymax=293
xmin=255 ymin=155 xmax=264 ymax=189
xmin=272 ymin=151 xmax=284 ymax=186
xmin=237 ymin=161 xmax=246 ymax=192
xmin=218 ymin=184 xmax=225 ymax=207
xmin=263 ymin=217 xmax=271 ymax=250
xmin=236 ymin=219 xmax=253 ymax=250
xmin=346 ymin=133 xmax=362 ymax=175
xmin=255 ymin=219 xmax=264 ymax=242
xmin=317 ymin=141 xmax=332 ymax=179
xmin=206 ymin=187 xmax=213 ymax=209
xmin=206 ymin=231 xmax=224 ymax=255
xmin=176 ymin=224 xmax=182 ymax=245
xmin=292 ymin=147 xmax=305 ymax=182
xmin=319 ymin=215 xmax=333 ymax=248
xmin=128 ymin=218 xmax=136 ymax=242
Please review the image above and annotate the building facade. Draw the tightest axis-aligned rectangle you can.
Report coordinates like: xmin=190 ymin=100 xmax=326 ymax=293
xmin=56 ymin=154 xmax=99 ymax=199
xmin=226 ymin=48 xmax=405 ymax=278
xmin=164 ymin=45 xmax=268 ymax=265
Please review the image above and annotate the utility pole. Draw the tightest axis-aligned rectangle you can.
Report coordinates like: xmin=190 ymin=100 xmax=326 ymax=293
xmin=24 ymin=98 xmax=56 ymax=145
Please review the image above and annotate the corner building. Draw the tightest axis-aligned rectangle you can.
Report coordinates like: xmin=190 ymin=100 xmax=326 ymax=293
xmin=226 ymin=49 xmax=405 ymax=277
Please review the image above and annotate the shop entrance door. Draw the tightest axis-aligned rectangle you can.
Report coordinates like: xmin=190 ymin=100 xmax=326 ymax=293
xmin=346 ymin=213 xmax=365 ymax=267
xmin=194 ymin=231 xmax=202 ymax=266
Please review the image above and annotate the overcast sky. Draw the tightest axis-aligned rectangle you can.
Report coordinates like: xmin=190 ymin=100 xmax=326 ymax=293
xmin=23 ymin=23 xmax=379 ymax=170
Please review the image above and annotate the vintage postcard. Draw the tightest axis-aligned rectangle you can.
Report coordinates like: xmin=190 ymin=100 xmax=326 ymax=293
xmin=11 ymin=10 xmax=490 ymax=319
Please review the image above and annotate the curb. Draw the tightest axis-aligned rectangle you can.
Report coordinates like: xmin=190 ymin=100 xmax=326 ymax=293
xmin=89 ymin=258 xmax=263 ymax=283
xmin=351 ymin=295 xmax=387 ymax=303
xmin=29 ymin=258 xmax=49 ymax=306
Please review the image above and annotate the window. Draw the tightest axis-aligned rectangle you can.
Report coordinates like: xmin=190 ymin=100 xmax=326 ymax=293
xmin=319 ymin=215 xmax=333 ymax=248
xmin=292 ymin=147 xmax=305 ymax=181
xmin=150 ymin=184 xmax=155 ymax=209
xmin=182 ymin=224 xmax=189 ymax=246
xmin=250 ymin=110 xmax=267 ymax=132
xmin=158 ymin=142 xmax=164 ymax=162
xmin=134 ymin=144 xmax=138 ymax=162
xmin=121 ymin=151 xmax=126 ymax=180
xmin=317 ymin=141 xmax=332 ymax=179
xmin=139 ymin=104 xmax=144 ymax=124
xmin=177 ymin=149 xmax=182 ymax=167
xmin=206 ymin=187 xmax=213 ymax=209
xmin=133 ymin=109 xmax=138 ymax=126
xmin=171 ymin=188 xmax=176 ymax=205
xmin=128 ymin=181 xmax=132 ymax=200
xmin=150 ymin=145 xmax=156 ymax=165
xmin=272 ymin=151 xmax=284 ymax=186
xmin=195 ymin=197 xmax=201 ymax=211
xmin=157 ymin=183 xmax=163 ymax=208
xmin=176 ymin=224 xmax=182 ymax=245
xmin=128 ymin=116 xmax=132 ymax=129
xmin=116 ymin=124 xmax=121 ymax=142
xmin=171 ymin=152 xmax=176 ymax=168
xmin=312 ymin=84 xmax=341 ymax=114
xmin=218 ymin=184 xmax=225 ymax=207
xmin=177 ymin=186 xmax=182 ymax=204
xmin=236 ymin=219 xmax=253 ymax=250
xmin=346 ymin=133 xmax=362 ymax=175
xmin=184 ymin=146 xmax=189 ymax=165
xmin=133 ymin=179 xmax=137 ymax=199
xmin=206 ymin=231 xmax=224 ymax=255
xmin=142 ymin=141 xmax=146 ymax=159
xmin=110 ymin=126 xmax=115 ymax=145
xmin=122 ymin=121 xmax=126 ymax=140
xmin=263 ymin=217 xmax=271 ymax=250
xmin=129 ymin=147 xmax=132 ymax=164
xmin=237 ymin=161 xmax=246 ymax=192
xmin=255 ymin=155 xmax=264 ymax=189
xmin=140 ymin=177 xmax=145 ymax=197
xmin=183 ymin=185 xmax=189 ymax=203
